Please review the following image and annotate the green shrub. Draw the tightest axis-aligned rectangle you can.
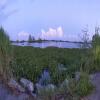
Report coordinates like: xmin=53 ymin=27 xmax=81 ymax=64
xmin=89 ymin=46 xmax=100 ymax=72
xmin=91 ymin=30 xmax=100 ymax=71
xmin=76 ymin=72 xmax=93 ymax=96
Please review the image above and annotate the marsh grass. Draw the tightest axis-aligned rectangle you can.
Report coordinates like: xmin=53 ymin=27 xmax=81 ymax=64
xmin=76 ymin=72 xmax=93 ymax=97
xmin=0 ymin=27 xmax=13 ymax=81
xmin=12 ymin=46 xmax=84 ymax=83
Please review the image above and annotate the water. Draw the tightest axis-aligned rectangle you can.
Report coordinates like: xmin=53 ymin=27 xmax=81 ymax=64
xmin=12 ymin=41 xmax=81 ymax=48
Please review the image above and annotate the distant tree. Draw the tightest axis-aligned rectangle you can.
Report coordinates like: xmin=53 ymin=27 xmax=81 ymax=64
xmin=92 ymin=26 xmax=100 ymax=48
xmin=20 ymin=40 xmax=25 ymax=43
xmin=39 ymin=37 xmax=42 ymax=40
xmin=37 ymin=38 xmax=42 ymax=42
xmin=28 ymin=35 xmax=33 ymax=43
xmin=16 ymin=39 xmax=19 ymax=43
xmin=80 ymin=27 xmax=90 ymax=48
xmin=32 ymin=36 xmax=35 ymax=41
xmin=91 ymin=26 xmax=100 ymax=71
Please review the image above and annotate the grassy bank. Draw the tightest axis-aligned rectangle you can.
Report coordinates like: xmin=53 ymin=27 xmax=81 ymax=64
xmin=0 ymin=27 xmax=95 ymax=98
xmin=11 ymin=46 xmax=90 ymax=84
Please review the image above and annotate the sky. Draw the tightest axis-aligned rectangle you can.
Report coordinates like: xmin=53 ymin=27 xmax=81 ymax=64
xmin=0 ymin=0 xmax=100 ymax=41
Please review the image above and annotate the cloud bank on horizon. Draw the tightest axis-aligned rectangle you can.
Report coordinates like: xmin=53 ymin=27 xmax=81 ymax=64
xmin=17 ymin=26 xmax=79 ymax=41
xmin=17 ymin=26 xmax=65 ymax=41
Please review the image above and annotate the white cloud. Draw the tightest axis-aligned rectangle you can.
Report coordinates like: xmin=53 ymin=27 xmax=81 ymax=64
xmin=57 ymin=27 xmax=63 ymax=37
xmin=41 ymin=26 xmax=64 ymax=40
xmin=18 ymin=31 xmax=29 ymax=40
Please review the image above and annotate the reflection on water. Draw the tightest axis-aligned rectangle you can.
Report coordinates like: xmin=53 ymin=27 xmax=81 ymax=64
xmin=12 ymin=41 xmax=81 ymax=48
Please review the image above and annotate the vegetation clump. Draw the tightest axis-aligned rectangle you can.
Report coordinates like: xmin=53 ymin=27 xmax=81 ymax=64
xmin=12 ymin=46 xmax=84 ymax=83
xmin=76 ymin=72 xmax=93 ymax=96
xmin=0 ymin=27 xmax=13 ymax=81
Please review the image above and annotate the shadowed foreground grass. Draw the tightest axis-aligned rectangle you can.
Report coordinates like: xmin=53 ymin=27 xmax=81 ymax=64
xmin=0 ymin=27 xmax=13 ymax=81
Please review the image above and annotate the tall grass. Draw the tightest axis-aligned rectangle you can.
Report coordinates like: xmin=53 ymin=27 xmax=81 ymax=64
xmin=12 ymin=46 xmax=84 ymax=83
xmin=76 ymin=72 xmax=93 ymax=96
xmin=0 ymin=27 xmax=13 ymax=81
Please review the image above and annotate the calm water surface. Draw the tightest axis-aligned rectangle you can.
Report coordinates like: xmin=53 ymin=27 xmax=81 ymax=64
xmin=12 ymin=41 xmax=81 ymax=48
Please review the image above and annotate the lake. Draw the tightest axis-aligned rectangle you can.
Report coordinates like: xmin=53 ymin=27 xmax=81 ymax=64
xmin=12 ymin=41 xmax=82 ymax=48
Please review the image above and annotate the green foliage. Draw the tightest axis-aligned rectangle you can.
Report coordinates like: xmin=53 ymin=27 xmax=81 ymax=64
xmin=91 ymin=28 xmax=100 ymax=71
xmin=79 ymin=49 xmax=94 ymax=73
xmin=67 ymin=79 xmax=80 ymax=100
xmin=92 ymin=34 xmax=100 ymax=48
xmin=92 ymin=27 xmax=100 ymax=48
xmin=76 ymin=72 xmax=93 ymax=96
xmin=11 ymin=45 xmax=95 ymax=98
xmin=37 ymin=86 xmax=56 ymax=100
xmin=0 ymin=27 xmax=13 ymax=81
xmin=12 ymin=46 xmax=84 ymax=83
xmin=93 ymin=46 xmax=100 ymax=61
xmin=58 ymin=79 xmax=69 ymax=93
xmin=92 ymin=46 xmax=100 ymax=71
xmin=80 ymin=27 xmax=90 ymax=48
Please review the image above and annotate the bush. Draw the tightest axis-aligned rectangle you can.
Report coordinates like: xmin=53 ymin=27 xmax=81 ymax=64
xmin=76 ymin=72 xmax=93 ymax=96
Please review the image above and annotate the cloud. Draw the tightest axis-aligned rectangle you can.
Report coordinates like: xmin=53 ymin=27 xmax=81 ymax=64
xmin=18 ymin=31 xmax=29 ymax=40
xmin=41 ymin=26 xmax=64 ymax=40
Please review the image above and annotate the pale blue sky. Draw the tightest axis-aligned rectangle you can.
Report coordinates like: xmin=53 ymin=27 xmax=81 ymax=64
xmin=0 ymin=0 xmax=100 ymax=41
